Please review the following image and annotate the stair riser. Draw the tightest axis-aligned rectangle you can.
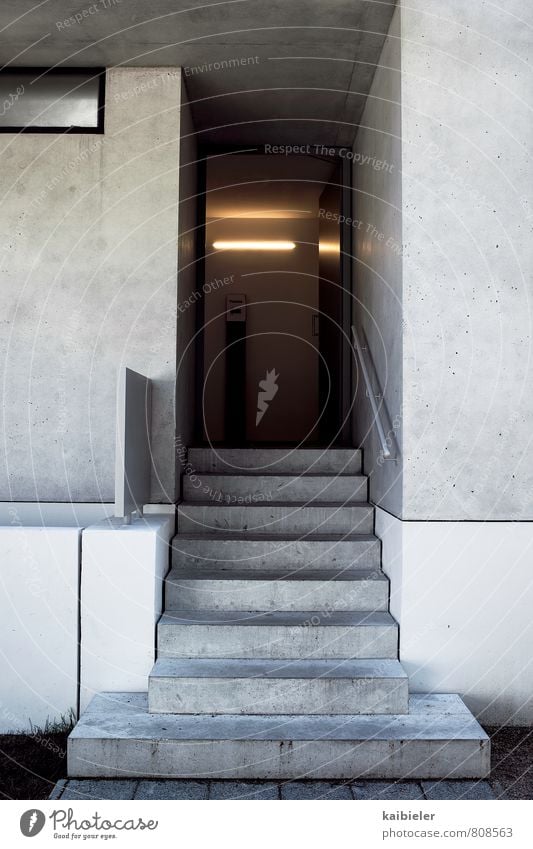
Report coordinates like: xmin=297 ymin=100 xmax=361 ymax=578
xmin=172 ymin=539 xmax=381 ymax=571
xmin=177 ymin=505 xmax=374 ymax=535
xmin=157 ymin=623 xmax=398 ymax=659
xmin=183 ymin=475 xmax=367 ymax=503
xmin=148 ymin=677 xmax=409 ymax=715
xmin=68 ymin=738 xmax=490 ymax=780
xmin=187 ymin=448 xmax=362 ymax=475
xmin=165 ymin=579 xmax=388 ymax=612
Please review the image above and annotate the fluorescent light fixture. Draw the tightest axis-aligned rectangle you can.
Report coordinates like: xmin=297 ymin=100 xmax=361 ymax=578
xmin=212 ymin=240 xmax=296 ymax=251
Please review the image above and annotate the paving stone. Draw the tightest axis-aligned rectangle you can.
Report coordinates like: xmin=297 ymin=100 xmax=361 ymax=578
xmin=281 ymin=781 xmax=353 ymax=800
xmin=48 ymin=779 xmax=67 ymax=800
xmin=209 ymin=781 xmax=279 ymax=800
xmin=352 ymin=781 xmax=424 ymax=800
xmin=60 ymin=780 xmax=137 ymax=800
xmin=422 ymin=780 xmax=496 ymax=800
xmin=135 ymin=780 xmax=208 ymax=800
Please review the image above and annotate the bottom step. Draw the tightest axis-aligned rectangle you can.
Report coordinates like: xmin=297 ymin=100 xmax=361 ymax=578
xmin=68 ymin=693 xmax=490 ymax=780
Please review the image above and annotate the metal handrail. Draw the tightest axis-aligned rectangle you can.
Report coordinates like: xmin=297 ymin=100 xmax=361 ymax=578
xmin=351 ymin=325 xmax=393 ymax=460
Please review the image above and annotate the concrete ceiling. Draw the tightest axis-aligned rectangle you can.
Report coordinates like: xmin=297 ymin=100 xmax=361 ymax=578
xmin=206 ymin=154 xmax=337 ymax=219
xmin=0 ymin=0 xmax=397 ymax=145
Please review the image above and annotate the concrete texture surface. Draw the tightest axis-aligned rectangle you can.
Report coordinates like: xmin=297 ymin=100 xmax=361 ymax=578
xmin=0 ymin=1 xmax=396 ymax=145
xmin=400 ymin=0 xmax=533 ymax=520
xmin=177 ymin=501 xmax=374 ymax=535
xmin=148 ymin=657 xmax=408 ymax=715
xmin=50 ymin=778 xmax=497 ymax=801
xmin=183 ymin=473 xmax=368 ymax=503
xmin=351 ymin=3 xmax=403 ymax=516
xmin=171 ymin=533 xmax=381 ymax=571
xmin=0 ymin=68 xmax=182 ymax=503
xmin=157 ymin=609 xmax=398 ymax=659
xmin=188 ymin=448 xmax=362 ymax=474
xmin=164 ymin=566 xmax=389 ymax=611
xmin=67 ymin=692 xmax=489 ymax=780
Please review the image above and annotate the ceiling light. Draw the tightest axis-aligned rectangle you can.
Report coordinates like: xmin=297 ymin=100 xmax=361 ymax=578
xmin=212 ymin=240 xmax=296 ymax=251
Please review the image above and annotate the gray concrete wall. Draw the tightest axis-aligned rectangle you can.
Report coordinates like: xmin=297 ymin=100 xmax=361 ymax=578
xmin=176 ymin=79 xmax=198 ymax=488
xmin=401 ymin=0 xmax=533 ymax=520
xmin=352 ymin=4 xmax=403 ymax=516
xmin=0 ymin=68 xmax=182 ymax=503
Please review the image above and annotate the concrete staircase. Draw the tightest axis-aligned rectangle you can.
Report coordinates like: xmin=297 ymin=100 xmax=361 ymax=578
xmin=68 ymin=447 xmax=490 ymax=779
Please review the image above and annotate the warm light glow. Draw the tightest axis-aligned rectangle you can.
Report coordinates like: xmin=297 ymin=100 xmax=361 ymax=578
xmin=319 ymin=241 xmax=341 ymax=254
xmin=212 ymin=240 xmax=296 ymax=251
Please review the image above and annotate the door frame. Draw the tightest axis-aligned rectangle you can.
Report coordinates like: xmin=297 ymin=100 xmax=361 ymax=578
xmin=193 ymin=144 xmax=353 ymax=446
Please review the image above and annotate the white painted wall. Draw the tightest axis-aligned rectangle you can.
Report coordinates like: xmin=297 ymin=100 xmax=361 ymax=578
xmin=0 ymin=68 xmax=182 ymax=505
xmin=0 ymin=503 xmax=112 ymax=733
xmin=79 ymin=514 xmax=174 ymax=712
xmin=352 ymin=5 xmax=403 ymax=515
xmin=377 ymin=508 xmax=533 ymax=724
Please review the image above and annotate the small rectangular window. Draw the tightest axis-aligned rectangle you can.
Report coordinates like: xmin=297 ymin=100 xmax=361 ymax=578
xmin=0 ymin=69 xmax=105 ymax=133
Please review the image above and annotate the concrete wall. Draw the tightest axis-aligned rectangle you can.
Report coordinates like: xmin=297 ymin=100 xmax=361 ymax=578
xmin=352 ymin=4 xmax=403 ymax=515
xmin=355 ymin=3 xmax=533 ymax=723
xmin=377 ymin=508 xmax=533 ymax=724
xmin=176 ymin=79 xmax=198 ymax=479
xmin=400 ymin=0 xmax=533 ymax=520
xmin=0 ymin=68 xmax=182 ymax=504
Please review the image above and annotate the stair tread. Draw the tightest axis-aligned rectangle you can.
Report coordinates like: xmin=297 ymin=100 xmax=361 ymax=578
xmin=172 ymin=532 xmax=378 ymax=542
xmin=179 ymin=501 xmax=372 ymax=508
xmin=166 ymin=567 xmax=386 ymax=583
xmin=150 ymin=658 xmax=407 ymax=680
xmin=70 ymin=692 xmax=489 ymax=742
xmin=185 ymin=472 xmax=366 ymax=478
xmin=158 ymin=610 xmax=395 ymax=626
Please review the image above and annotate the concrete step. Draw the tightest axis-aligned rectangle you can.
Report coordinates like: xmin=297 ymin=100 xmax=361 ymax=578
xmin=68 ymin=692 xmax=490 ymax=779
xmin=183 ymin=473 xmax=368 ymax=503
xmin=148 ymin=658 xmax=409 ymax=715
xmin=171 ymin=533 xmax=381 ymax=572
xmin=188 ymin=448 xmax=362 ymax=475
xmin=157 ymin=610 xmax=398 ymax=659
xmin=177 ymin=502 xmax=374 ymax=535
xmin=165 ymin=567 xmax=389 ymax=612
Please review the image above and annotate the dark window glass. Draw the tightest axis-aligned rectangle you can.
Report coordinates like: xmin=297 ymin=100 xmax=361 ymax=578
xmin=0 ymin=70 xmax=105 ymax=132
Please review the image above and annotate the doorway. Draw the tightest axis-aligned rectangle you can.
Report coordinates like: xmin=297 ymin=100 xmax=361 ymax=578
xmin=196 ymin=148 xmax=352 ymax=447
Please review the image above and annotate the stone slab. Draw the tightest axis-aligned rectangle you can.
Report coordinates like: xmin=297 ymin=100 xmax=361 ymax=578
xmin=353 ymin=781 xmax=424 ymax=800
xmin=135 ymin=780 xmax=208 ymax=800
xmin=183 ymin=473 xmax=368 ymax=503
xmin=157 ymin=610 xmax=398 ymax=659
xmin=209 ymin=781 xmax=279 ymax=800
xmin=60 ymin=779 xmax=137 ymax=800
xmin=281 ymin=781 xmax=353 ymax=800
xmin=148 ymin=657 xmax=409 ymax=715
xmin=68 ymin=693 xmax=490 ymax=780
xmin=188 ymin=448 xmax=362 ymax=475
xmin=165 ymin=567 xmax=388 ymax=612
xmin=177 ymin=502 xmax=374 ymax=535
xmin=422 ymin=780 xmax=496 ymax=800
xmin=171 ymin=534 xmax=381 ymax=571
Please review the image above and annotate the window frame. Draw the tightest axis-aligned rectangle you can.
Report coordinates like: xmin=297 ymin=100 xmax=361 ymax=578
xmin=0 ymin=67 xmax=106 ymax=134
